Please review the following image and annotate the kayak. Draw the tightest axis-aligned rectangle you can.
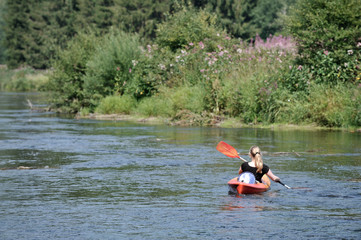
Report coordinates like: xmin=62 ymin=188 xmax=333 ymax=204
xmin=228 ymin=175 xmax=271 ymax=194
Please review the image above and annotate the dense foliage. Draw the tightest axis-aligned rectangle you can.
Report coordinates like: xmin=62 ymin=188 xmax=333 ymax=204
xmin=0 ymin=0 xmax=292 ymax=69
xmin=0 ymin=0 xmax=6 ymax=63
xmin=0 ymin=0 xmax=360 ymax=128
xmin=283 ymin=0 xmax=361 ymax=89
xmin=194 ymin=0 xmax=297 ymax=39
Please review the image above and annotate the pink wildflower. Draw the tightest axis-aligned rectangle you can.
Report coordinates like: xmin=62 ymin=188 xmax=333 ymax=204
xmin=129 ymin=68 xmax=132 ymax=73
xmin=199 ymin=41 xmax=205 ymax=49
xmin=323 ymin=50 xmax=329 ymax=55
xmin=297 ymin=65 xmax=303 ymax=70
xmin=189 ymin=42 xmax=194 ymax=46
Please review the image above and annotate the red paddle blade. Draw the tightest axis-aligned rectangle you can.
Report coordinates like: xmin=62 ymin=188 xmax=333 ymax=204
xmin=216 ymin=141 xmax=240 ymax=158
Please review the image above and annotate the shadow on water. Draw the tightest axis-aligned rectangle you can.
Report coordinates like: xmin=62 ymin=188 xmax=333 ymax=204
xmin=0 ymin=92 xmax=360 ymax=239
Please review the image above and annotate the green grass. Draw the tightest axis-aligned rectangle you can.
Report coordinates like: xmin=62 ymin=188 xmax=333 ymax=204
xmin=95 ymin=95 xmax=137 ymax=114
xmin=0 ymin=68 xmax=49 ymax=92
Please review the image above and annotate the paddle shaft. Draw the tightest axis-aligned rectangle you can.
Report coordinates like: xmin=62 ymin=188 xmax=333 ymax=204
xmin=238 ymin=156 xmax=248 ymax=163
xmin=278 ymin=180 xmax=291 ymax=189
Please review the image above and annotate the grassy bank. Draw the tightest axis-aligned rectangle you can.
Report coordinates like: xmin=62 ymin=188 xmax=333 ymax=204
xmin=70 ymin=33 xmax=360 ymax=129
xmin=8 ymin=3 xmax=357 ymax=130
xmin=0 ymin=66 xmax=49 ymax=92
xmin=46 ymin=5 xmax=360 ymax=129
xmin=77 ymin=111 xmax=361 ymax=133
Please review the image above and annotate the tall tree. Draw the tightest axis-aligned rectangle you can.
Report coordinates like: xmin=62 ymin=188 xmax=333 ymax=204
xmin=25 ymin=0 xmax=54 ymax=69
xmin=191 ymin=0 xmax=295 ymax=40
xmin=286 ymin=0 xmax=361 ymax=66
xmin=3 ymin=0 xmax=30 ymax=68
xmin=0 ymin=0 xmax=6 ymax=64
xmin=112 ymin=0 xmax=169 ymax=39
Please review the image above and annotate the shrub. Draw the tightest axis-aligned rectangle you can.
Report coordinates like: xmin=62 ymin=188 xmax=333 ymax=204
xmin=167 ymin=84 xmax=206 ymax=114
xmin=285 ymin=0 xmax=361 ymax=85
xmin=306 ymin=83 xmax=361 ymax=127
xmin=47 ymin=31 xmax=99 ymax=112
xmin=95 ymin=95 xmax=137 ymax=114
xmin=156 ymin=5 xmax=224 ymax=52
xmin=281 ymin=50 xmax=361 ymax=92
xmin=220 ymin=35 xmax=297 ymax=123
xmin=83 ymin=29 xmax=142 ymax=104
xmin=134 ymin=95 xmax=173 ymax=117
xmin=0 ymin=67 xmax=49 ymax=92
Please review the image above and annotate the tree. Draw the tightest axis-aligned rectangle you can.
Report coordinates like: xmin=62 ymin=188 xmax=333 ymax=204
xmin=283 ymin=0 xmax=361 ymax=86
xmin=191 ymin=0 xmax=295 ymax=40
xmin=156 ymin=5 xmax=223 ymax=51
xmin=0 ymin=0 xmax=6 ymax=63
xmin=250 ymin=0 xmax=285 ymax=39
xmin=3 ymin=0 xmax=80 ymax=69
xmin=112 ymin=0 xmax=169 ymax=39
xmin=286 ymin=0 xmax=361 ymax=66
xmin=3 ymin=0 xmax=30 ymax=68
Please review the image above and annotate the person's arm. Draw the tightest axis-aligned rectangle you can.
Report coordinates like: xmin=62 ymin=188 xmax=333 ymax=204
xmin=266 ymin=169 xmax=280 ymax=182
xmin=238 ymin=166 xmax=243 ymax=175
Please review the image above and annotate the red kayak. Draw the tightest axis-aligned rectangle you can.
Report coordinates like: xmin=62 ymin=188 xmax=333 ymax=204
xmin=228 ymin=175 xmax=271 ymax=194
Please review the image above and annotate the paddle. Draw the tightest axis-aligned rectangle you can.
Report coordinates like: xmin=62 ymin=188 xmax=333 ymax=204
xmin=277 ymin=180 xmax=291 ymax=189
xmin=216 ymin=141 xmax=247 ymax=162
xmin=216 ymin=141 xmax=292 ymax=189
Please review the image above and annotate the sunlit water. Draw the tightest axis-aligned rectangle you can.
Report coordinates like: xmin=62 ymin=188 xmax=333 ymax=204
xmin=0 ymin=92 xmax=360 ymax=239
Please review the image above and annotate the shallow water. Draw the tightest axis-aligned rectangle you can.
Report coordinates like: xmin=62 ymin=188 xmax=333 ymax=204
xmin=0 ymin=92 xmax=360 ymax=239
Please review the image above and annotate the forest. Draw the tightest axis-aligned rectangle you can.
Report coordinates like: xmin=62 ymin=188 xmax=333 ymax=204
xmin=0 ymin=0 xmax=360 ymax=128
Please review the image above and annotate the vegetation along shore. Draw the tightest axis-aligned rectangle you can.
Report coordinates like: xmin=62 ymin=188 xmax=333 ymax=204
xmin=0 ymin=0 xmax=360 ymax=130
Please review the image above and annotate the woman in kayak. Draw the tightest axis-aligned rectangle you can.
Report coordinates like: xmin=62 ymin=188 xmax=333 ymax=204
xmin=238 ymin=146 xmax=281 ymax=184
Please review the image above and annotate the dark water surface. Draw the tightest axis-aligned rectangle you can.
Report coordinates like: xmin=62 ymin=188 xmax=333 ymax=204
xmin=0 ymin=92 xmax=360 ymax=239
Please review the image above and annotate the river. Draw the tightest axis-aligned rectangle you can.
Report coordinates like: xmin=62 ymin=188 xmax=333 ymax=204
xmin=0 ymin=92 xmax=360 ymax=239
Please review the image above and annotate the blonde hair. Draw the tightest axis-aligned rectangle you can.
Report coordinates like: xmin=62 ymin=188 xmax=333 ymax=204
xmin=250 ymin=146 xmax=263 ymax=173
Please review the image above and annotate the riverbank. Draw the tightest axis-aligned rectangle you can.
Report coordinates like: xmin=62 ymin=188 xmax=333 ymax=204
xmin=0 ymin=67 xmax=50 ymax=92
xmin=77 ymin=112 xmax=361 ymax=132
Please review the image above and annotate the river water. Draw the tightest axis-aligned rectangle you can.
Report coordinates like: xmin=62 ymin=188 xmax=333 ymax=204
xmin=0 ymin=92 xmax=360 ymax=239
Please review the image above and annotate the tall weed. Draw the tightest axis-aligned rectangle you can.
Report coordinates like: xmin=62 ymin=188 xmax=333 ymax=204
xmin=95 ymin=95 xmax=136 ymax=114
xmin=306 ymin=84 xmax=360 ymax=127
xmin=83 ymin=30 xmax=141 ymax=103
xmin=134 ymin=95 xmax=172 ymax=117
xmin=167 ymin=84 xmax=206 ymax=114
xmin=0 ymin=67 xmax=49 ymax=92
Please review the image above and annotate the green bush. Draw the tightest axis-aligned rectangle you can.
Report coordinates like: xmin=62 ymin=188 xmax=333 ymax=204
xmin=0 ymin=67 xmax=49 ymax=92
xmin=281 ymin=50 xmax=361 ymax=92
xmin=83 ymin=29 xmax=142 ymax=103
xmin=95 ymin=95 xmax=137 ymax=114
xmin=134 ymin=95 xmax=173 ymax=117
xmin=47 ymin=31 xmax=99 ymax=112
xmin=285 ymin=0 xmax=361 ymax=85
xmin=306 ymin=84 xmax=361 ymax=127
xmin=167 ymin=84 xmax=206 ymax=114
xmin=125 ymin=45 xmax=173 ymax=99
xmin=156 ymin=5 xmax=224 ymax=52
xmin=272 ymin=83 xmax=361 ymax=127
